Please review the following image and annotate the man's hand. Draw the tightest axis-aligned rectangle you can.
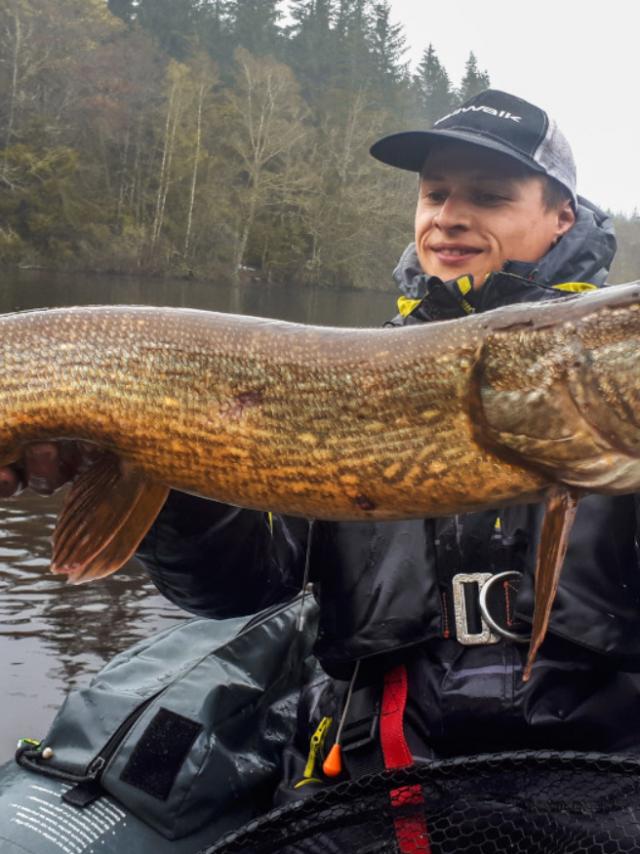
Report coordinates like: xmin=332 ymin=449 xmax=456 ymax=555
xmin=0 ymin=442 xmax=97 ymax=498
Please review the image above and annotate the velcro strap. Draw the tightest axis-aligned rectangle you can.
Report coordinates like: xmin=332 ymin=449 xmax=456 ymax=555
xmin=120 ymin=708 xmax=202 ymax=801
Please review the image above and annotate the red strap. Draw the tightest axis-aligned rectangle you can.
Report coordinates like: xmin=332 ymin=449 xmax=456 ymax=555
xmin=381 ymin=665 xmax=414 ymax=768
xmin=381 ymin=665 xmax=432 ymax=854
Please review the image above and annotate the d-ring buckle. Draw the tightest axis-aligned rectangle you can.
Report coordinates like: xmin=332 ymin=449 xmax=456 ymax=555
xmin=478 ymin=571 xmax=531 ymax=644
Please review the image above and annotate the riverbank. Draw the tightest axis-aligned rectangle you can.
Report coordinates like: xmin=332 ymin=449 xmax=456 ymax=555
xmin=2 ymin=259 xmax=396 ymax=293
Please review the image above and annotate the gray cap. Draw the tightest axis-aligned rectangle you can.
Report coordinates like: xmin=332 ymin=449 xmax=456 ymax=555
xmin=370 ymin=89 xmax=577 ymax=205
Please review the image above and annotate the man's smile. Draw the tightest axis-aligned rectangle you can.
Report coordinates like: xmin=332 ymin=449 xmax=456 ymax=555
xmin=428 ymin=243 xmax=484 ymax=266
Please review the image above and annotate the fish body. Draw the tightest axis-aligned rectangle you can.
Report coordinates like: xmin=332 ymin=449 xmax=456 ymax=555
xmin=2 ymin=284 xmax=640 ymax=520
xmin=3 ymin=283 xmax=640 ymax=674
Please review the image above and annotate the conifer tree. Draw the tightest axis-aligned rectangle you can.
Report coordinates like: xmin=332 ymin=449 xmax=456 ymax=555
xmin=226 ymin=0 xmax=283 ymax=57
xmin=369 ymin=1 xmax=407 ymax=90
xmin=289 ymin=0 xmax=333 ymax=30
xmin=198 ymin=0 xmax=232 ymax=66
xmin=334 ymin=0 xmax=375 ymax=88
xmin=107 ymin=0 xmax=136 ymax=23
xmin=287 ymin=0 xmax=336 ymax=90
xmin=458 ymin=51 xmax=490 ymax=102
xmin=135 ymin=0 xmax=198 ymax=59
xmin=414 ymin=44 xmax=455 ymax=125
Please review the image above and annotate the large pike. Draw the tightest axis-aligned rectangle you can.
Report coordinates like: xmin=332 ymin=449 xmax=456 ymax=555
xmin=2 ymin=283 xmax=640 ymax=675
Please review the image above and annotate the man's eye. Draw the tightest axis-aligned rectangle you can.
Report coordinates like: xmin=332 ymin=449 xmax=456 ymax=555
xmin=474 ymin=192 xmax=506 ymax=205
xmin=424 ymin=191 xmax=447 ymax=204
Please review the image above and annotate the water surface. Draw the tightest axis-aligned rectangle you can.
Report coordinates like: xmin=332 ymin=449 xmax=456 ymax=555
xmin=0 ymin=269 xmax=397 ymax=761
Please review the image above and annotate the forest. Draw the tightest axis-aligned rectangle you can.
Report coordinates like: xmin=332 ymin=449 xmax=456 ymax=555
xmin=1 ymin=0 xmax=638 ymax=290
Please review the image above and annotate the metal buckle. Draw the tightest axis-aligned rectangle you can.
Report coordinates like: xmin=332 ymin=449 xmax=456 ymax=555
xmin=452 ymin=573 xmax=500 ymax=645
xmin=478 ymin=571 xmax=531 ymax=644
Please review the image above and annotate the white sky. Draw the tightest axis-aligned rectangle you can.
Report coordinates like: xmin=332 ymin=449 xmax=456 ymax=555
xmin=387 ymin=0 xmax=640 ymax=215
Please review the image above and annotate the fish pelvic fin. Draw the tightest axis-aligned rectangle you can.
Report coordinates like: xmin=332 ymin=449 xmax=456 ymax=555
xmin=51 ymin=452 xmax=169 ymax=584
xmin=523 ymin=485 xmax=580 ymax=681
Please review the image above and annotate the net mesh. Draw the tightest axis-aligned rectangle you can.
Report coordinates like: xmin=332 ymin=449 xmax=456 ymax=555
xmin=202 ymin=751 xmax=640 ymax=854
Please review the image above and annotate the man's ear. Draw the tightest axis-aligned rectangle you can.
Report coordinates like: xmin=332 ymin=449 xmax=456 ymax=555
xmin=556 ymin=200 xmax=576 ymax=238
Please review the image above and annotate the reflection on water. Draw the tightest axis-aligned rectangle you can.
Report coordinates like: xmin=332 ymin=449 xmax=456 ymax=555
xmin=0 ymin=491 xmax=188 ymax=762
xmin=1 ymin=268 xmax=395 ymax=326
xmin=0 ymin=269 xmax=397 ymax=762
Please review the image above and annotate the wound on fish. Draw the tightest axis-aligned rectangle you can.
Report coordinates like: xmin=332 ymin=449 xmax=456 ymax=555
xmin=354 ymin=494 xmax=377 ymax=511
xmin=221 ymin=387 xmax=266 ymax=421
xmin=236 ymin=388 xmax=264 ymax=407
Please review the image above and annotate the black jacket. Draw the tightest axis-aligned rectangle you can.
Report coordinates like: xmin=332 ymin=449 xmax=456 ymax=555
xmin=139 ymin=199 xmax=640 ymax=756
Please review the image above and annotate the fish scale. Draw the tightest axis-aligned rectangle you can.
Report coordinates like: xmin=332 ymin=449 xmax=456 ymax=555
xmin=2 ymin=291 xmax=640 ymax=518
xmin=2 ymin=286 xmax=640 ymax=673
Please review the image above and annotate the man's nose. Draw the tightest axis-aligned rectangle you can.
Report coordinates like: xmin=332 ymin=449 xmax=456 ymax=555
xmin=433 ymin=195 xmax=471 ymax=230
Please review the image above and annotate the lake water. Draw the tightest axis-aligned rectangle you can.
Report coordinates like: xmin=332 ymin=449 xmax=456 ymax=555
xmin=0 ymin=269 xmax=397 ymax=762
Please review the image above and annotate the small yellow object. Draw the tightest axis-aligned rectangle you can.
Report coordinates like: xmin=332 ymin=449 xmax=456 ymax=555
xmin=552 ymin=281 xmax=597 ymax=293
xmin=396 ymin=296 xmax=422 ymax=317
xmin=293 ymin=716 xmax=333 ymax=789
xmin=41 ymin=747 xmax=54 ymax=760
xmin=322 ymin=743 xmax=343 ymax=778
xmin=456 ymin=275 xmax=472 ymax=295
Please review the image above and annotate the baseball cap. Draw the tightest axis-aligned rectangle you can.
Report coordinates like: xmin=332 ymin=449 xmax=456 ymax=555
xmin=370 ymin=89 xmax=577 ymax=204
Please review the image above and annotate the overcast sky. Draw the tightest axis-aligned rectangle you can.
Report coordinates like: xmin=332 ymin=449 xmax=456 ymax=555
xmin=385 ymin=0 xmax=638 ymax=215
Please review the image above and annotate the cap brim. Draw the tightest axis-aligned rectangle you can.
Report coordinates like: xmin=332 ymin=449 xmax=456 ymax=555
xmin=370 ymin=128 xmax=547 ymax=177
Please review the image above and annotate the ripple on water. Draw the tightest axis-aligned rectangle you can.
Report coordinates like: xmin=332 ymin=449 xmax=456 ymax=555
xmin=0 ymin=490 xmax=189 ymax=762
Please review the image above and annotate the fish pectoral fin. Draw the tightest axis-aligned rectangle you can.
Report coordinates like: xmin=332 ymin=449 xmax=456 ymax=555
xmin=51 ymin=453 xmax=169 ymax=585
xmin=523 ymin=485 xmax=580 ymax=681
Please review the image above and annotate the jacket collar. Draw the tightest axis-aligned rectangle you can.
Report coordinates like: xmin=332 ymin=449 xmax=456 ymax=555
xmin=392 ymin=196 xmax=616 ymax=314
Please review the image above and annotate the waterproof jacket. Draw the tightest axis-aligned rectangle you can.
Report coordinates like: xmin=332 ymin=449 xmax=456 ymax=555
xmin=138 ymin=198 xmax=640 ymax=756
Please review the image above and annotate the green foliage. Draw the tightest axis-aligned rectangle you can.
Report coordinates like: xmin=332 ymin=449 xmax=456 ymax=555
xmin=136 ymin=0 xmax=200 ymax=59
xmin=226 ymin=0 xmax=283 ymax=57
xmin=0 ymin=226 xmax=25 ymax=265
xmin=11 ymin=0 xmax=636 ymax=290
xmin=414 ymin=44 xmax=456 ymax=126
xmin=198 ymin=1 xmax=232 ymax=67
xmin=0 ymin=144 xmax=101 ymax=263
xmin=370 ymin=1 xmax=408 ymax=86
xmin=107 ymin=0 xmax=135 ymax=23
xmin=458 ymin=52 xmax=490 ymax=102
xmin=286 ymin=0 xmax=338 ymax=93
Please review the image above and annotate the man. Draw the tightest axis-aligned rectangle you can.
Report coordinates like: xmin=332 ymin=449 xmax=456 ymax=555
xmin=1 ymin=91 xmax=636 ymax=847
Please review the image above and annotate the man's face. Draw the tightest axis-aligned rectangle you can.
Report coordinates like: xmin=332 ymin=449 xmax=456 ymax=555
xmin=415 ymin=142 xmax=576 ymax=287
